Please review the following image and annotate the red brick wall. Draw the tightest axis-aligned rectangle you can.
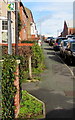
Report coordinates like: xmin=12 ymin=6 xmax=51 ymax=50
xmin=14 ymin=61 xmax=20 ymax=118
xmin=19 ymin=5 xmax=28 ymax=41
xmin=68 ymin=28 xmax=75 ymax=35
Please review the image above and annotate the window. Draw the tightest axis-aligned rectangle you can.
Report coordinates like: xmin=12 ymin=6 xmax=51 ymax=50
xmin=2 ymin=21 xmax=8 ymax=30
xmin=71 ymin=43 xmax=75 ymax=50
xmin=2 ymin=32 xmax=8 ymax=43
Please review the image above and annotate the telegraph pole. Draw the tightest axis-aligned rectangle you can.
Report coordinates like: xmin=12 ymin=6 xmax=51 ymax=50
xmin=15 ymin=0 xmax=18 ymax=55
xmin=8 ymin=11 xmax=12 ymax=55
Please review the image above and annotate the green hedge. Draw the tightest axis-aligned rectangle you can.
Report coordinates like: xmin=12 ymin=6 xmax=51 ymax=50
xmin=31 ymin=43 xmax=45 ymax=74
xmin=21 ymin=40 xmax=36 ymax=43
xmin=1 ymin=43 xmax=45 ymax=119
xmin=2 ymin=55 xmax=17 ymax=119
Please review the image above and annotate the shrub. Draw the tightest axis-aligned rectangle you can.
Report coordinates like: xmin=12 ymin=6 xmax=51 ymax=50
xmin=18 ymin=90 xmax=43 ymax=119
xmin=31 ymin=43 xmax=45 ymax=74
xmin=2 ymin=43 xmax=45 ymax=83
xmin=2 ymin=55 xmax=17 ymax=119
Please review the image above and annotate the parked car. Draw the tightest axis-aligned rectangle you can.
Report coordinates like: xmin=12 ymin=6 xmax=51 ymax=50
xmin=72 ymin=37 xmax=75 ymax=39
xmin=64 ymin=39 xmax=75 ymax=64
xmin=45 ymin=37 xmax=53 ymax=43
xmin=66 ymin=34 xmax=75 ymax=39
xmin=60 ymin=40 xmax=68 ymax=57
xmin=53 ymin=37 xmax=67 ymax=51
xmin=49 ymin=37 xmax=56 ymax=46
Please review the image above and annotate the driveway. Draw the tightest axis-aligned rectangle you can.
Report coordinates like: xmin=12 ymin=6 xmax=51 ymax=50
xmin=22 ymin=42 xmax=75 ymax=119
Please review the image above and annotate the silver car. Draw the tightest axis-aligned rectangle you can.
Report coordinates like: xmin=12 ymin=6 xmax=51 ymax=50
xmin=60 ymin=40 xmax=68 ymax=57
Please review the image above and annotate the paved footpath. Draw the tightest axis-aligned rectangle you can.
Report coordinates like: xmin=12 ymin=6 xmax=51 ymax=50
xmin=22 ymin=42 xmax=75 ymax=119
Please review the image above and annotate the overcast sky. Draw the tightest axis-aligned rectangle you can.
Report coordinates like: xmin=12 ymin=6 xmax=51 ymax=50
xmin=22 ymin=1 xmax=73 ymax=37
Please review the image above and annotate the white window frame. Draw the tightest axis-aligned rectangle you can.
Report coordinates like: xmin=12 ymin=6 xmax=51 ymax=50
xmin=1 ymin=20 xmax=8 ymax=43
xmin=2 ymin=20 xmax=8 ymax=32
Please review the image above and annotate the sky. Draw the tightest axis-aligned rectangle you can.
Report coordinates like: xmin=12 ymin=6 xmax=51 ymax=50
xmin=22 ymin=1 xmax=73 ymax=37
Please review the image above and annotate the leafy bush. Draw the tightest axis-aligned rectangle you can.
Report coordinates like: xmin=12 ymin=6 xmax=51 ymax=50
xmin=2 ymin=55 xmax=17 ymax=119
xmin=31 ymin=43 xmax=45 ymax=74
xmin=21 ymin=40 xmax=36 ymax=43
xmin=2 ymin=43 xmax=45 ymax=83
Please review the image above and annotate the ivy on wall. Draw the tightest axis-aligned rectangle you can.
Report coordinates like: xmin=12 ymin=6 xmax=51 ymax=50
xmin=2 ymin=55 xmax=17 ymax=119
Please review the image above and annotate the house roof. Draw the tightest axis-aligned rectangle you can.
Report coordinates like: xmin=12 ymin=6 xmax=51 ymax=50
xmin=25 ymin=7 xmax=34 ymax=23
xmin=20 ymin=2 xmax=28 ymax=18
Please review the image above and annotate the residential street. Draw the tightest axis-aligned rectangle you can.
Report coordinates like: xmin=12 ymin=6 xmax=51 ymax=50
xmin=22 ymin=42 xmax=75 ymax=119
xmin=1 ymin=1 xmax=75 ymax=119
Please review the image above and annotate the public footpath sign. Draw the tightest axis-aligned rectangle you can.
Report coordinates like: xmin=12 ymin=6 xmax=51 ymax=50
xmin=7 ymin=3 xmax=15 ymax=11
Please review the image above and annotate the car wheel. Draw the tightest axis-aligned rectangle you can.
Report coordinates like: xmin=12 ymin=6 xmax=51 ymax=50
xmin=67 ymin=56 xmax=72 ymax=65
xmin=60 ymin=51 xmax=62 ymax=57
xmin=72 ymin=58 xmax=75 ymax=65
xmin=64 ymin=54 xmax=67 ymax=63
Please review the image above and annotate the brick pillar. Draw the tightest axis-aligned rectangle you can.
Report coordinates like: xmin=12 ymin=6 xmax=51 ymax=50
xmin=14 ymin=60 xmax=20 ymax=118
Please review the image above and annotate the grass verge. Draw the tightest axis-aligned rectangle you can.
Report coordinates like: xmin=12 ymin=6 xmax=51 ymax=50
xmin=18 ymin=90 xmax=45 ymax=119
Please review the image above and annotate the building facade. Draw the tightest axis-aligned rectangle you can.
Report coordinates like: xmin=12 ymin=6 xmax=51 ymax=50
xmin=18 ymin=2 xmax=28 ymax=42
xmin=18 ymin=2 xmax=37 ymax=42
xmin=61 ymin=20 xmax=75 ymax=37
xmin=0 ymin=1 xmax=37 ymax=43
xmin=25 ymin=7 xmax=37 ymax=41
xmin=0 ymin=0 xmax=15 ymax=43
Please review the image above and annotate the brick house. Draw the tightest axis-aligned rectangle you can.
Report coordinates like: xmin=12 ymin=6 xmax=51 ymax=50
xmin=61 ymin=21 xmax=68 ymax=37
xmin=18 ymin=2 xmax=28 ymax=42
xmin=0 ymin=1 xmax=37 ymax=43
xmin=68 ymin=28 xmax=75 ymax=35
xmin=67 ymin=20 xmax=75 ymax=35
xmin=25 ymin=7 xmax=37 ymax=41
xmin=18 ymin=2 xmax=37 ymax=42
xmin=61 ymin=20 xmax=75 ymax=37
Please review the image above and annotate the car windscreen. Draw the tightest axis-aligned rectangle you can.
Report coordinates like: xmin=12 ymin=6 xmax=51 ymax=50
xmin=58 ymin=39 xmax=62 ymax=44
xmin=47 ymin=37 xmax=53 ymax=39
xmin=71 ymin=42 xmax=75 ymax=50
xmin=64 ymin=41 xmax=68 ymax=46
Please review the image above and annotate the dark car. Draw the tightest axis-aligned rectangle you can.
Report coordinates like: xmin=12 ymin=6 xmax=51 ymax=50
xmin=45 ymin=37 xmax=53 ymax=43
xmin=49 ymin=38 xmax=56 ymax=46
xmin=66 ymin=34 xmax=75 ymax=39
xmin=60 ymin=40 xmax=68 ymax=57
xmin=64 ymin=39 xmax=75 ymax=64
xmin=72 ymin=37 xmax=75 ymax=39
xmin=53 ymin=37 xmax=67 ymax=51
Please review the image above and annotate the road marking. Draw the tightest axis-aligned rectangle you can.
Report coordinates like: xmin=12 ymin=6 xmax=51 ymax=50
xmin=48 ymin=54 xmax=55 ymax=57
xmin=54 ymin=106 xmax=63 ymax=110
xmin=55 ymin=52 xmax=74 ymax=77
xmin=66 ymin=99 xmax=74 ymax=104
